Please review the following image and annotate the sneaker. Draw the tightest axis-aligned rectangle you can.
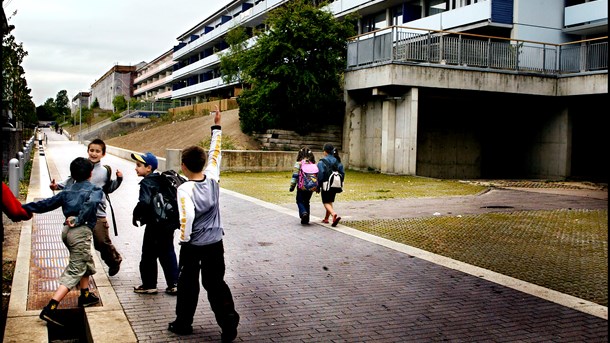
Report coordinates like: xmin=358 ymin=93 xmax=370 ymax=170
xmin=78 ymin=292 xmax=100 ymax=307
xmin=39 ymin=305 xmax=64 ymax=327
xmin=221 ymin=313 xmax=240 ymax=342
xmin=165 ymin=286 xmax=178 ymax=295
xmin=108 ymin=263 xmax=120 ymax=276
xmin=300 ymin=212 xmax=309 ymax=224
xmin=168 ymin=321 xmax=193 ymax=335
xmin=134 ymin=285 xmax=158 ymax=294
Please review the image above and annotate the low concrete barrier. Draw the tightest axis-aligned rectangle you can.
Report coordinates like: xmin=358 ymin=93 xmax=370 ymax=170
xmin=106 ymin=145 xmax=348 ymax=172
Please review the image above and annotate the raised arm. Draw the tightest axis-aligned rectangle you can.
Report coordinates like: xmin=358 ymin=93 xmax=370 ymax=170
xmin=204 ymin=105 xmax=222 ymax=182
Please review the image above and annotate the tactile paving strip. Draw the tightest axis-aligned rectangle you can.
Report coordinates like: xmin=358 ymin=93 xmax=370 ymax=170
xmin=27 ymin=203 xmax=100 ymax=310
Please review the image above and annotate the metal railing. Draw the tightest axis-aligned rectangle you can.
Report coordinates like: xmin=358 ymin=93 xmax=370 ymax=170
xmin=347 ymin=26 xmax=608 ymax=75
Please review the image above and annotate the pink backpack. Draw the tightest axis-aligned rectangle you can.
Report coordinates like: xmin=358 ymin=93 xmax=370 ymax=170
xmin=297 ymin=160 xmax=319 ymax=191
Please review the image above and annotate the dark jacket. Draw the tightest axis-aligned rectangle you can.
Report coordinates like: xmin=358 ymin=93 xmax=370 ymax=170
xmin=133 ymin=172 xmax=164 ymax=227
xmin=22 ymin=180 xmax=103 ymax=229
xmin=317 ymin=155 xmax=345 ymax=189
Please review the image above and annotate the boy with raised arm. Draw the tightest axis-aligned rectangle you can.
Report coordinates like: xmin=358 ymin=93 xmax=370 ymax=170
xmin=168 ymin=106 xmax=240 ymax=342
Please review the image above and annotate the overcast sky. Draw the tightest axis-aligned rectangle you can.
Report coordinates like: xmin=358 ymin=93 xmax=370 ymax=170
xmin=5 ymin=0 xmax=231 ymax=106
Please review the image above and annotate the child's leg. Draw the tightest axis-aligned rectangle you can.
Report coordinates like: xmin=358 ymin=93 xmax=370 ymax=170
xmin=158 ymin=231 xmax=179 ymax=289
xmin=50 ymin=285 xmax=70 ymax=303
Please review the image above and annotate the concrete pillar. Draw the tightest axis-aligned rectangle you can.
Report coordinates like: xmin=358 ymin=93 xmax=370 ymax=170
xmin=380 ymin=99 xmax=396 ymax=173
xmin=345 ymin=94 xmax=362 ymax=170
xmin=404 ymin=88 xmax=419 ymax=175
xmin=166 ymin=149 xmax=182 ymax=172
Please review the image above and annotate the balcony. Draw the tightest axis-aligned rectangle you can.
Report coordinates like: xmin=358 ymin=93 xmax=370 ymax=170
xmin=134 ymin=75 xmax=173 ymax=96
xmin=134 ymin=61 xmax=176 ymax=83
xmin=564 ymin=0 xmax=608 ymax=35
xmin=172 ymin=77 xmax=226 ymax=98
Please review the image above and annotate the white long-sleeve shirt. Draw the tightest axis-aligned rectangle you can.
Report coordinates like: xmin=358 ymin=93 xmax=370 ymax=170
xmin=177 ymin=127 xmax=223 ymax=245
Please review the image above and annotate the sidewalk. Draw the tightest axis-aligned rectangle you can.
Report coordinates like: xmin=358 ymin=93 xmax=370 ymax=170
xmin=5 ymin=130 xmax=608 ymax=342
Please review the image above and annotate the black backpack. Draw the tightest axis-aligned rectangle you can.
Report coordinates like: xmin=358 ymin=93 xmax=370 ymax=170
xmin=103 ymin=165 xmax=119 ymax=236
xmin=151 ymin=170 xmax=187 ymax=229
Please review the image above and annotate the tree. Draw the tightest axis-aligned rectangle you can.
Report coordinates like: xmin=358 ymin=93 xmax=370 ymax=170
xmin=219 ymin=0 xmax=357 ymax=134
xmin=40 ymin=98 xmax=57 ymax=121
xmin=55 ymin=90 xmax=70 ymax=123
xmin=91 ymin=98 xmax=100 ymax=108
xmin=2 ymin=27 xmax=37 ymax=128
xmin=112 ymin=95 xmax=127 ymax=113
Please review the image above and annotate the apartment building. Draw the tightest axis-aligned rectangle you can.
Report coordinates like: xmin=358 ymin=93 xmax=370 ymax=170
xmin=133 ymin=49 xmax=175 ymax=102
xmin=169 ymin=0 xmax=607 ymax=180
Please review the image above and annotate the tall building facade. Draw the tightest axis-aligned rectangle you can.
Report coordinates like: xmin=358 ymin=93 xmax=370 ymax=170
xmin=169 ymin=0 xmax=607 ymax=180
xmin=90 ymin=65 xmax=139 ymax=111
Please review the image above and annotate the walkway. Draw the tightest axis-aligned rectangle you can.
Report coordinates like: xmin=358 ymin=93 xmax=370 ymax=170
xmin=4 ymin=127 xmax=608 ymax=342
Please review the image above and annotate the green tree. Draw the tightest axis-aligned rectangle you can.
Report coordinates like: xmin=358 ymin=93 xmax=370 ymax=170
xmin=40 ymin=98 xmax=57 ymax=121
xmin=55 ymin=90 xmax=70 ymax=123
xmin=112 ymin=95 xmax=127 ymax=112
xmin=91 ymin=97 xmax=100 ymax=108
xmin=219 ymin=0 xmax=357 ymax=134
xmin=35 ymin=104 xmax=52 ymax=121
xmin=2 ymin=27 xmax=37 ymax=127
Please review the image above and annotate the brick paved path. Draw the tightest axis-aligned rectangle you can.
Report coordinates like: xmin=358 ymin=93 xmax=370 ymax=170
xmin=39 ymin=133 xmax=607 ymax=342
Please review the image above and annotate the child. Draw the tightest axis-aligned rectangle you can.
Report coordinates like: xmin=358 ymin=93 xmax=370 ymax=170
xmin=168 ymin=106 xmax=240 ymax=342
xmin=2 ymin=182 xmax=32 ymax=222
xmin=22 ymin=157 xmax=103 ymax=327
xmin=36 ymin=128 xmax=44 ymax=147
xmin=131 ymin=151 xmax=179 ymax=295
xmin=317 ymin=143 xmax=345 ymax=227
xmin=50 ymin=138 xmax=123 ymax=276
xmin=289 ymin=147 xmax=316 ymax=224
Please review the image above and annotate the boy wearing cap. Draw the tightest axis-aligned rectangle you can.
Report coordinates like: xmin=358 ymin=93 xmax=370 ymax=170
xmin=131 ymin=151 xmax=179 ymax=295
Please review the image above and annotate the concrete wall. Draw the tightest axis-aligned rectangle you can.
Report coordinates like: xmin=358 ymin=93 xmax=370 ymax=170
xmin=106 ymin=145 xmax=349 ymax=173
xmin=343 ymin=63 xmax=607 ymax=180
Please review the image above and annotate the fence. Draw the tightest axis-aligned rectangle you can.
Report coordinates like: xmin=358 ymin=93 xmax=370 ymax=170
xmin=347 ymin=26 xmax=608 ymax=75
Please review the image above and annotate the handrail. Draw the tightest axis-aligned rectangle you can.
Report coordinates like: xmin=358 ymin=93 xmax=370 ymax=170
xmin=346 ymin=25 xmax=608 ymax=75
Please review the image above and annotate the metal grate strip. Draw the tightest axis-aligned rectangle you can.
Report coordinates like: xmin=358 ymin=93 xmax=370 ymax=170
xmin=27 ymin=204 xmax=100 ymax=310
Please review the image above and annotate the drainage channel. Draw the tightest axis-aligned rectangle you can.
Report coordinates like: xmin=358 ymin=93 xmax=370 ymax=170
xmin=29 ymin=205 xmax=100 ymax=342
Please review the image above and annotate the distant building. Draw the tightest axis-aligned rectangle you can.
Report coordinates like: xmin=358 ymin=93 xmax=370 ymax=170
xmin=90 ymin=65 xmax=139 ymax=111
xmin=71 ymin=92 xmax=90 ymax=113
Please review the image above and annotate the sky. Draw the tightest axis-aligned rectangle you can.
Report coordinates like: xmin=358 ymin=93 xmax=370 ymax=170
xmin=5 ymin=0 xmax=232 ymax=106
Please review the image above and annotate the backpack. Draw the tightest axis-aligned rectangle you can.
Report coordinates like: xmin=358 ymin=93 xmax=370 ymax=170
xmin=151 ymin=170 xmax=187 ymax=229
xmin=321 ymin=159 xmax=343 ymax=193
xmin=102 ymin=165 xmax=118 ymax=236
xmin=298 ymin=160 xmax=319 ymax=192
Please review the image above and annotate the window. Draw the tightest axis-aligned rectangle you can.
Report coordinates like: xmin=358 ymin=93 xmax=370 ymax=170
xmin=362 ymin=12 xmax=387 ymax=33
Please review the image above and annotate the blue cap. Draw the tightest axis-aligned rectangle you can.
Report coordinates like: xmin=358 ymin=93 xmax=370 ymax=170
xmin=131 ymin=152 xmax=158 ymax=171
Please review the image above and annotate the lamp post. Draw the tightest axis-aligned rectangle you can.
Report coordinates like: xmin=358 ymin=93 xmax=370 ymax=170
xmin=79 ymin=101 xmax=82 ymax=144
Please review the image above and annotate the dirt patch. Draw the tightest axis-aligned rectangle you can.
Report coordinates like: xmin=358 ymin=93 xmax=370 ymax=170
xmin=105 ymin=109 xmax=261 ymax=158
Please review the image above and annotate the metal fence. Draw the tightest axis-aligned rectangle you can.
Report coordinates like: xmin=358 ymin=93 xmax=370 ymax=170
xmin=347 ymin=26 xmax=608 ymax=75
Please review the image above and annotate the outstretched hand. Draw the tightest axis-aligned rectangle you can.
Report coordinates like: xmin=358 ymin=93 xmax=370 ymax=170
xmin=49 ymin=179 xmax=58 ymax=191
xmin=214 ymin=105 xmax=221 ymax=125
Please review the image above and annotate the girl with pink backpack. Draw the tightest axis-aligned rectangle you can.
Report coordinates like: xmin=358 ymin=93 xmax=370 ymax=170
xmin=288 ymin=147 xmax=318 ymax=224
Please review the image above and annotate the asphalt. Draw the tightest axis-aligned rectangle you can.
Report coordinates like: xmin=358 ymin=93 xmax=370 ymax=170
xmin=4 ymin=127 xmax=608 ymax=342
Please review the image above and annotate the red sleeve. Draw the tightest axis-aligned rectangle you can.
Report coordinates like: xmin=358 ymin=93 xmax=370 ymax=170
xmin=2 ymin=183 xmax=32 ymax=221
